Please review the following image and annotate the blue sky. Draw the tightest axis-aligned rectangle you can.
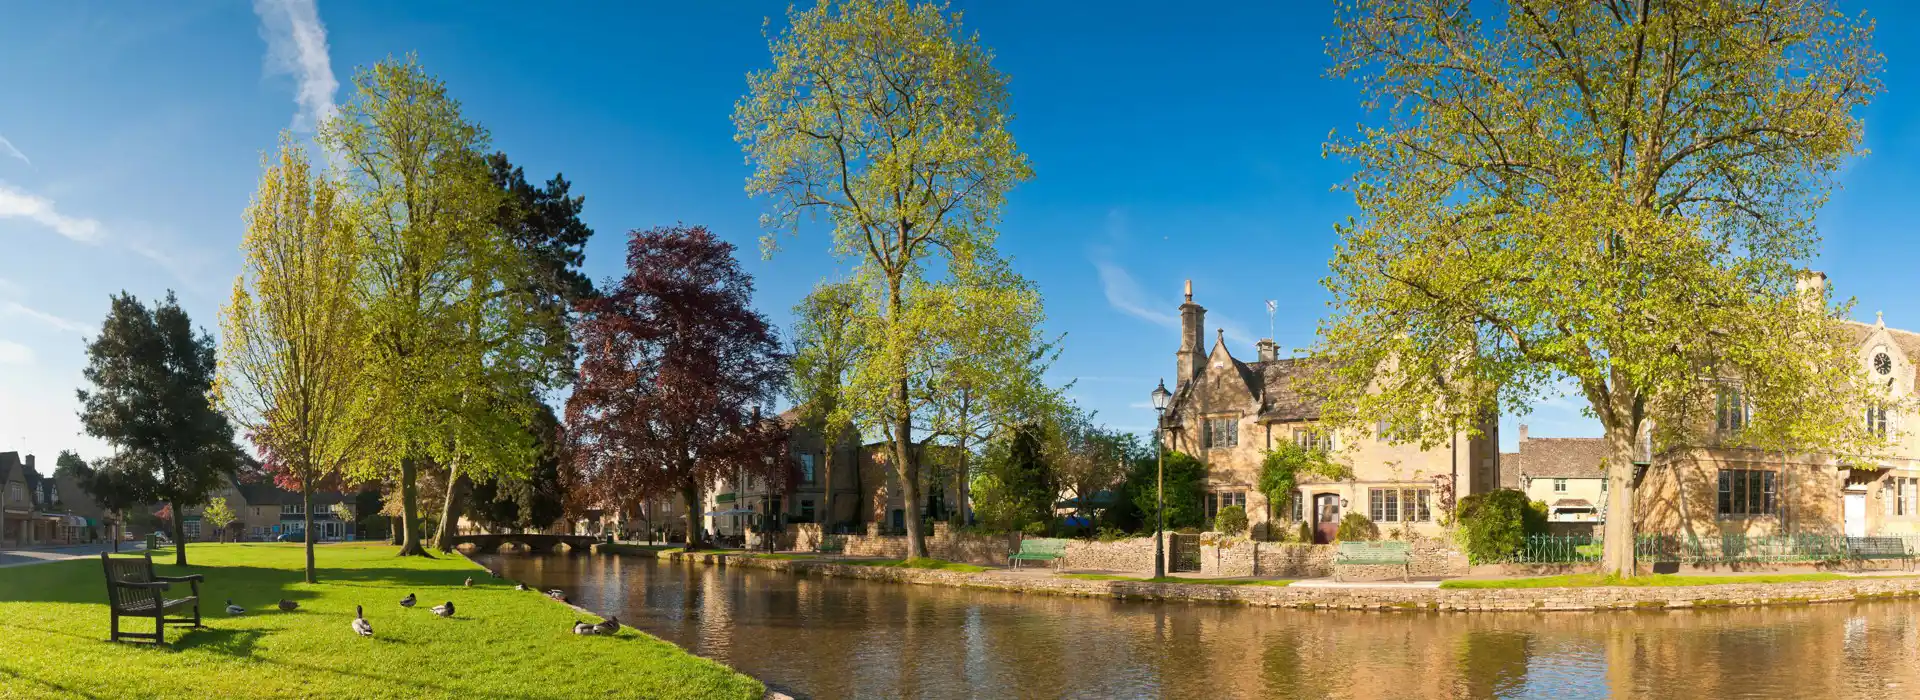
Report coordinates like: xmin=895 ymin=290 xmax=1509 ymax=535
xmin=3 ymin=1 xmax=1918 ymax=462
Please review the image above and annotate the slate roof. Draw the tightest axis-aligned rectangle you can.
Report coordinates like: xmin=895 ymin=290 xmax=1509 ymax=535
xmin=231 ymin=478 xmax=354 ymax=508
xmin=1517 ymin=438 xmax=1609 ymax=479
xmin=1845 ymin=321 xmax=1920 ymax=364
xmin=1499 ymin=453 xmax=1520 ymax=489
xmin=1248 ymin=357 xmax=1331 ymax=423
xmin=0 ymin=451 xmax=18 ymax=484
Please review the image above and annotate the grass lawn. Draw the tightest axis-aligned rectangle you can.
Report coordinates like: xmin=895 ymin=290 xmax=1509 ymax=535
xmin=1060 ymin=573 xmax=1295 ymax=587
xmin=0 ymin=543 xmax=761 ymax=699
xmin=842 ymin=557 xmax=988 ymax=573
xmin=1439 ymin=572 xmax=1858 ymax=589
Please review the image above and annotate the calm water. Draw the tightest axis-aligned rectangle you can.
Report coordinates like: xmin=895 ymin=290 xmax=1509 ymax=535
xmin=473 ymin=553 xmax=1920 ymax=699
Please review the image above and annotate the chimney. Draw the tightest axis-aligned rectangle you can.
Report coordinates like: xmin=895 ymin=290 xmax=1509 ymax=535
xmin=1174 ymin=280 xmax=1207 ymax=390
xmin=1255 ymin=338 xmax=1279 ymax=362
xmin=24 ymin=454 xmax=33 ymax=473
xmin=1517 ymin=424 xmax=1528 ymax=445
xmin=1795 ymin=270 xmax=1828 ymax=315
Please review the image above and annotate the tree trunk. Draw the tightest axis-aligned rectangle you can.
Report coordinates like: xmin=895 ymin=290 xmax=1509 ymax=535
xmin=396 ymin=457 xmax=428 ymax=556
xmin=169 ymin=500 xmax=187 ymax=567
xmin=303 ymin=484 xmax=316 ymax=584
xmin=822 ymin=447 xmax=836 ymax=533
xmin=895 ymin=428 xmax=926 ymax=559
xmin=957 ymin=433 xmax=973 ymax=528
xmin=433 ymin=468 xmax=470 ymax=552
xmin=682 ymin=482 xmax=702 ymax=550
xmin=1601 ymin=425 xmax=1639 ymax=578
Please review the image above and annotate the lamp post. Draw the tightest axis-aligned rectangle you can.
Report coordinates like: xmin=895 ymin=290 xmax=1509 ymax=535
xmin=1151 ymin=379 xmax=1172 ymax=579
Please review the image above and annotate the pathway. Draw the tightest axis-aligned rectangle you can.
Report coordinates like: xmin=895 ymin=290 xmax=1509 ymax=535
xmin=0 ymin=541 xmax=143 ymax=568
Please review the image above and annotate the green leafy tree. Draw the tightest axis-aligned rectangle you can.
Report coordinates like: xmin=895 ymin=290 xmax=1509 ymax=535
xmin=320 ymin=56 xmax=561 ymax=556
xmin=1256 ymin=443 xmax=1351 ymax=539
xmin=52 ymin=451 xmax=88 ymax=481
xmin=736 ymin=0 xmax=1033 ymax=557
xmin=1321 ymin=0 xmax=1885 ymax=576
xmin=468 ymin=402 xmax=567 ymax=533
xmin=217 ymin=139 xmax=375 ymax=581
xmin=1129 ymin=450 xmax=1206 ymax=532
xmin=202 ymin=497 xmax=237 ymax=543
xmin=77 ymin=292 xmax=242 ymax=566
xmin=789 ymin=280 xmax=866 ymax=530
xmin=1049 ymin=404 xmax=1131 ymax=531
xmin=971 ymin=425 xmax=1056 ymax=532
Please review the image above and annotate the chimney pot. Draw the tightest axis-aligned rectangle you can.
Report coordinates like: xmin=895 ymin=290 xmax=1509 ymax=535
xmin=1517 ymin=424 xmax=1528 ymax=444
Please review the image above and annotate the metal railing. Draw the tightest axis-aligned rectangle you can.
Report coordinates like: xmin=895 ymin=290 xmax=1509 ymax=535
xmin=1496 ymin=533 xmax=1920 ymax=565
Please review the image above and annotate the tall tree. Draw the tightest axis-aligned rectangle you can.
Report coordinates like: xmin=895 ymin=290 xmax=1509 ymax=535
xmin=52 ymin=451 xmax=88 ymax=481
xmin=1321 ymin=0 xmax=1884 ymax=576
xmin=788 ymin=281 xmax=866 ymax=530
xmin=77 ymin=292 xmax=241 ymax=566
xmin=1048 ymin=405 xmax=1131 ymax=530
xmin=217 ymin=140 xmax=373 ymax=581
xmin=468 ymin=402 xmax=567 ymax=533
xmin=736 ymin=0 xmax=1034 ymax=557
xmin=566 ymin=226 xmax=788 ymax=549
xmin=970 ymin=424 xmax=1056 ymax=532
xmin=320 ymin=56 xmax=560 ymax=556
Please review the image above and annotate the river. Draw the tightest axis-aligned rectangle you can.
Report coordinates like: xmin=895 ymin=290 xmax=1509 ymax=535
xmin=472 ymin=552 xmax=1920 ymax=699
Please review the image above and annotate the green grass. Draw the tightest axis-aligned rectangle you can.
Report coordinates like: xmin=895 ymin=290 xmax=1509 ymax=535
xmin=0 ymin=543 xmax=761 ymax=699
xmin=842 ymin=557 xmax=988 ymax=572
xmin=1439 ymin=572 xmax=1857 ymax=589
xmin=1059 ymin=573 xmax=1295 ymax=587
xmin=748 ymin=553 xmax=816 ymax=561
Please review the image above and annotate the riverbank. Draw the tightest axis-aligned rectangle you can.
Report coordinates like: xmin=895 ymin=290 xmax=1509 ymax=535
xmin=604 ymin=544 xmax=1920 ymax=612
xmin=0 ymin=543 xmax=762 ymax=699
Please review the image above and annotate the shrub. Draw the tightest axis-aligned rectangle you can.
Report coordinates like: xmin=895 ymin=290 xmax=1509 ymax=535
xmin=1336 ymin=512 xmax=1377 ymax=541
xmin=1214 ymin=505 xmax=1248 ymax=536
xmin=1021 ymin=521 xmax=1049 ymax=536
xmin=1297 ymin=521 xmax=1315 ymax=543
xmin=1457 ymin=489 xmax=1546 ymax=564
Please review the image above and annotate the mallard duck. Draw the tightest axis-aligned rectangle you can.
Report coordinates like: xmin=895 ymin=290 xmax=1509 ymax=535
xmin=515 ymin=582 xmax=528 ymax=591
xmin=572 ymin=620 xmax=597 ymax=635
xmin=463 ymin=577 xmax=473 ymax=588
xmin=352 ymin=605 xmax=373 ymax=637
xmin=546 ymin=589 xmax=567 ymax=602
xmin=277 ymin=599 xmax=298 ymax=612
xmin=225 ymin=599 xmax=246 ymax=615
xmin=593 ymin=616 xmax=620 ymax=635
xmin=431 ymin=601 xmax=455 ymax=618
xmin=400 ymin=593 xmax=416 ymax=608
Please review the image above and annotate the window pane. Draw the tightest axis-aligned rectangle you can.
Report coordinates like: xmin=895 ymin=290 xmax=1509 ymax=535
xmin=1718 ymin=470 xmax=1732 ymax=515
xmin=1369 ymin=489 xmax=1383 ymax=522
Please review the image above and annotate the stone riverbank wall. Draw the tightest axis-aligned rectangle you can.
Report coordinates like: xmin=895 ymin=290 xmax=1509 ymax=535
xmin=619 ymin=547 xmax=1920 ymax=613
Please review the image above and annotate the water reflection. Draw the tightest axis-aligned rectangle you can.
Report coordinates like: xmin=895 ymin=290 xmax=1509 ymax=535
xmin=473 ymin=553 xmax=1920 ymax=699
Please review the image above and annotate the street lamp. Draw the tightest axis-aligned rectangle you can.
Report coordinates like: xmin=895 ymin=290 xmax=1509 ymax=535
xmin=1150 ymin=379 xmax=1172 ymax=579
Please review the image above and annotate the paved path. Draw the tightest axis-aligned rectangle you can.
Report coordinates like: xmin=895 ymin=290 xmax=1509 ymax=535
xmin=0 ymin=542 xmax=143 ymax=569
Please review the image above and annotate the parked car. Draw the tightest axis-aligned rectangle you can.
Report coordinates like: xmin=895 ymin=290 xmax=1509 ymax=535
xmin=275 ymin=531 xmax=307 ymax=543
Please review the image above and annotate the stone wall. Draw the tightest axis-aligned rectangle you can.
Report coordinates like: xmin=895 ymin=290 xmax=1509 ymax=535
xmin=1255 ymin=543 xmax=1333 ymax=578
xmin=810 ymin=522 xmax=1015 ymax=565
xmin=1062 ymin=536 xmax=1161 ymax=572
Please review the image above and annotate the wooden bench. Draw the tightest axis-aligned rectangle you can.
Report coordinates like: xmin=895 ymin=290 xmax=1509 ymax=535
xmin=1847 ymin=536 xmax=1915 ymax=571
xmin=101 ymin=552 xmax=204 ymax=645
xmin=1009 ymin=537 xmax=1068 ymax=570
xmin=1334 ymin=540 xmax=1412 ymax=582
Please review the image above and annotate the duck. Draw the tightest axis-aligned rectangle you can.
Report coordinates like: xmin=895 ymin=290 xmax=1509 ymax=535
xmin=400 ymin=593 xmax=416 ymax=608
xmin=593 ymin=616 xmax=620 ymax=636
xmin=572 ymin=620 xmax=597 ymax=635
xmin=463 ymin=577 xmax=473 ymax=588
xmin=225 ymin=599 xmax=246 ymax=615
xmin=351 ymin=605 xmax=373 ymax=637
xmin=431 ymin=600 xmax=455 ymax=618
xmin=515 ymin=583 xmax=528 ymax=591
xmin=546 ymin=589 xmax=567 ymax=602
xmin=277 ymin=599 xmax=298 ymax=612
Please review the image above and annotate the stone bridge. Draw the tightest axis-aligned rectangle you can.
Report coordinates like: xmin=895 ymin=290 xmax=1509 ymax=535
xmin=453 ymin=533 xmax=601 ymax=554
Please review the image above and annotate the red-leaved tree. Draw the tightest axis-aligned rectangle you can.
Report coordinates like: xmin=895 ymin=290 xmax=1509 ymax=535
xmin=565 ymin=225 xmax=789 ymax=549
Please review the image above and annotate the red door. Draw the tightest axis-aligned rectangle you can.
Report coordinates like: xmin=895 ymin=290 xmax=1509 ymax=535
xmin=1314 ymin=494 xmax=1341 ymax=544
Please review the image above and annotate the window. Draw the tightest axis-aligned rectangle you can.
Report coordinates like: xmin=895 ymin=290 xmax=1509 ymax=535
xmin=1289 ymin=493 xmax=1304 ymax=522
xmin=798 ymin=453 xmax=817 ymax=484
xmin=185 ymin=521 xmax=201 ymax=539
xmin=1294 ymin=429 xmax=1331 ymax=452
xmin=1369 ymin=488 xmax=1432 ymax=523
xmin=1205 ymin=417 xmax=1239 ymax=449
xmin=281 ymin=504 xmax=303 ymax=516
xmin=800 ymin=499 xmax=816 ymax=523
xmin=1717 ymin=469 xmax=1777 ymax=517
xmin=1715 ymin=387 xmax=1748 ymax=436
xmin=7 ymin=482 xmax=21 ymax=504
xmin=1891 ymin=477 xmax=1919 ymax=517
xmin=1553 ymin=478 xmax=1568 ymax=493
xmin=1868 ymin=406 xmax=1890 ymax=438
xmin=1205 ymin=491 xmax=1246 ymax=521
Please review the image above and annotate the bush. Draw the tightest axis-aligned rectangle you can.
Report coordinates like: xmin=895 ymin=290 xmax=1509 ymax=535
xmin=1457 ymin=489 xmax=1547 ymax=564
xmin=1297 ymin=521 xmax=1315 ymax=543
xmin=1336 ymin=512 xmax=1377 ymax=541
xmin=1021 ymin=521 xmax=1048 ymax=536
xmin=1215 ymin=505 xmax=1248 ymax=536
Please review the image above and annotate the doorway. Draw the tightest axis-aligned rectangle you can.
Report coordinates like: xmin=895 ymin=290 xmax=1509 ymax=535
xmin=1844 ymin=491 xmax=1867 ymax=538
xmin=1313 ymin=493 xmax=1341 ymax=544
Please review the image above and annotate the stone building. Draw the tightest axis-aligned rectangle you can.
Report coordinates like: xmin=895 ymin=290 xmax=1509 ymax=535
xmin=1637 ymin=273 xmax=1920 ymax=539
xmin=1511 ymin=427 xmax=1609 ymax=524
xmin=1158 ymin=282 xmax=1500 ymax=542
xmin=180 ymin=476 xmax=358 ymax=542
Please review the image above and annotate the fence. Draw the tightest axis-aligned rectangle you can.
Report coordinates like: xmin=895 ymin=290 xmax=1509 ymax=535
xmin=1498 ymin=533 xmax=1920 ymax=565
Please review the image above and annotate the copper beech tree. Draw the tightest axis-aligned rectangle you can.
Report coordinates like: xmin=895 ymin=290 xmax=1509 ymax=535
xmin=565 ymin=226 xmax=790 ymax=549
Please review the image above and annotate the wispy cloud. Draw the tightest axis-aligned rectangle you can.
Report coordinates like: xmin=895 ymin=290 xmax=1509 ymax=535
xmin=254 ymin=0 xmax=338 ymax=134
xmin=0 ymin=133 xmax=27 ymax=166
xmin=0 ymin=184 xmax=102 ymax=243
xmin=1092 ymin=257 xmax=1259 ymax=348
xmin=0 ymin=340 xmax=32 ymax=365
xmin=2 ymin=301 xmax=95 ymax=336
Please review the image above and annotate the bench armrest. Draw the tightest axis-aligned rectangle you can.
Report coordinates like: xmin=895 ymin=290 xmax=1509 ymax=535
xmin=154 ymin=574 xmax=204 ymax=583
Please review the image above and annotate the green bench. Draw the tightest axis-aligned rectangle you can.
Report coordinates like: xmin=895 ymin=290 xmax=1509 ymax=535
xmin=1009 ymin=537 xmax=1068 ymax=570
xmin=1334 ymin=540 xmax=1412 ymax=582
xmin=1847 ymin=536 xmax=1915 ymax=571
xmin=816 ymin=534 xmax=846 ymax=559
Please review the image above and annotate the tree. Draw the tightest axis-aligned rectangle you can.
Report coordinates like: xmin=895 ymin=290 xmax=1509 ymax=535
xmin=52 ymin=451 xmax=88 ymax=481
xmin=1128 ymin=450 xmax=1205 ymax=532
xmin=736 ymin=0 xmax=1033 ymax=557
xmin=788 ymin=280 xmax=867 ymax=530
xmin=1049 ymin=405 xmax=1131 ymax=531
xmin=319 ymin=56 xmax=561 ymax=556
xmin=217 ymin=139 xmax=374 ymax=581
xmin=1321 ymin=0 xmax=1884 ymax=576
xmin=77 ymin=292 xmax=241 ymax=566
xmin=70 ymin=453 xmax=146 ymax=552
xmin=1256 ymin=443 xmax=1351 ymax=540
xmin=202 ymin=497 xmax=237 ymax=543
xmin=468 ymin=402 xmax=567 ymax=532
xmin=566 ymin=225 xmax=788 ymax=549
xmin=970 ymin=424 xmax=1056 ymax=533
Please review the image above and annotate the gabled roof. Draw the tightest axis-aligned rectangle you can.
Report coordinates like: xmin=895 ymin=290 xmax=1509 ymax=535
xmin=1499 ymin=453 xmax=1520 ymax=489
xmin=1844 ymin=321 xmax=1920 ymax=363
xmin=1518 ymin=438 xmax=1608 ymax=479
xmin=1250 ymin=357 xmax=1330 ymax=423
xmin=230 ymin=478 xmax=354 ymax=508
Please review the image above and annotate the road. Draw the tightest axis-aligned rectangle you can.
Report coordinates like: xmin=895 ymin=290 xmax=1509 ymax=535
xmin=0 ymin=541 xmax=145 ymax=568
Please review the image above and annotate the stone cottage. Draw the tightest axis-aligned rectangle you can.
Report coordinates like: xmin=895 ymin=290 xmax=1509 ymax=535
xmin=1511 ymin=426 xmax=1610 ymax=525
xmin=1158 ymin=282 xmax=1500 ymax=542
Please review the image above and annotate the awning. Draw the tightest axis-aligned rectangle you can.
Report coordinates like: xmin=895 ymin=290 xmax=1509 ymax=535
xmin=703 ymin=508 xmax=757 ymax=517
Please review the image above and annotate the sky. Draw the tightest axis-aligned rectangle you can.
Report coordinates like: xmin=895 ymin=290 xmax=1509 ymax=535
xmin=3 ymin=1 xmax=1919 ymax=463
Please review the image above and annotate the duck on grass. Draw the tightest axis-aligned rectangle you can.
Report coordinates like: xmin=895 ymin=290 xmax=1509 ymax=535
xmin=0 ymin=543 xmax=761 ymax=699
